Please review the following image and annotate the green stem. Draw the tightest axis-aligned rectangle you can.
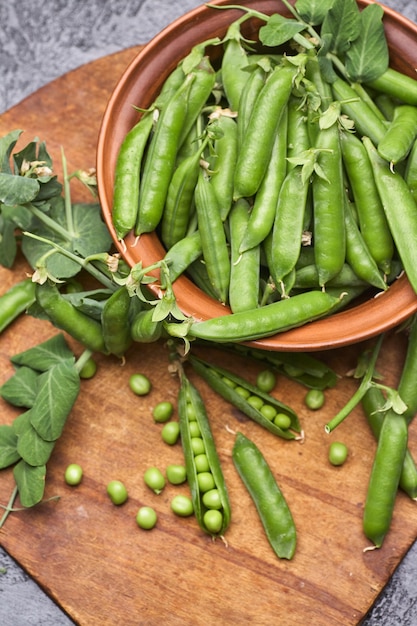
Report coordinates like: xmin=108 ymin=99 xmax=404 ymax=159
xmin=0 ymin=485 xmax=18 ymax=529
xmin=61 ymin=148 xmax=75 ymax=237
xmin=325 ymin=334 xmax=385 ymax=433
xmin=75 ymin=349 xmax=93 ymax=374
xmin=28 ymin=205 xmax=73 ymax=242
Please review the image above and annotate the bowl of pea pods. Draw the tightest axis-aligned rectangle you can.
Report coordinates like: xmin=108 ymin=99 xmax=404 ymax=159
xmin=97 ymin=0 xmax=417 ymax=351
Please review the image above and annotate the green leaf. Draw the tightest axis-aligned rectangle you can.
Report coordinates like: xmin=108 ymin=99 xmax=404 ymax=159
xmin=0 ymin=172 xmax=40 ymax=204
xmin=295 ymin=0 xmax=334 ymax=26
xmin=0 ymin=366 xmax=40 ymax=408
xmin=17 ymin=421 xmax=55 ymax=466
xmin=21 ymin=199 xmax=112 ymax=279
xmin=0 ymin=425 xmax=20 ymax=469
xmin=11 ymin=334 xmax=75 ymax=372
xmin=345 ymin=4 xmax=389 ymax=83
xmin=13 ymin=460 xmax=46 ymax=507
xmin=259 ymin=14 xmax=305 ymax=47
xmin=321 ymin=0 xmax=361 ymax=54
xmin=0 ymin=129 xmax=22 ymax=173
xmin=29 ymin=361 xmax=80 ymax=441
xmin=1 ymin=204 xmax=33 ymax=230
xmin=0 ymin=218 xmax=18 ymax=268
xmin=12 ymin=410 xmax=32 ymax=436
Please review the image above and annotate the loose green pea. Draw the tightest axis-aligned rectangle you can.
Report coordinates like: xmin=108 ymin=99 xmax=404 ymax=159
xmin=106 ymin=480 xmax=128 ymax=505
xmin=203 ymin=509 xmax=223 ymax=534
xmin=197 ymin=471 xmax=216 ymax=493
xmin=305 ymin=389 xmax=325 ymax=410
xmin=152 ymin=401 xmax=174 ymax=423
xmin=129 ymin=373 xmax=152 ymax=396
xmin=144 ymin=467 xmax=166 ymax=494
xmin=202 ymin=488 xmax=222 ymax=509
xmin=171 ymin=494 xmax=194 ymax=517
xmin=256 ymin=369 xmax=276 ymax=393
xmin=328 ymin=442 xmax=349 ymax=466
xmin=79 ymin=357 xmax=97 ymax=380
xmin=136 ymin=506 xmax=157 ymax=530
xmin=64 ymin=463 xmax=83 ymax=486
xmin=194 ymin=453 xmax=210 ymax=473
xmin=260 ymin=404 xmax=277 ymax=421
xmin=161 ymin=421 xmax=180 ymax=445
xmin=274 ymin=413 xmax=292 ymax=430
xmin=166 ymin=464 xmax=187 ymax=485
xmin=190 ymin=437 xmax=205 ymax=456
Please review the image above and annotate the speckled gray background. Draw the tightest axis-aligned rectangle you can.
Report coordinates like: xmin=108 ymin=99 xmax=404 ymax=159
xmin=1 ymin=1 xmax=417 ymax=625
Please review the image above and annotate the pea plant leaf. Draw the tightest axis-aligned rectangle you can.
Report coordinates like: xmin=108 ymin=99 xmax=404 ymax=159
xmin=12 ymin=411 xmax=32 ymax=437
xmin=0 ymin=425 xmax=20 ymax=469
xmin=344 ymin=4 xmax=389 ymax=83
xmin=259 ymin=14 xmax=306 ymax=47
xmin=321 ymin=0 xmax=361 ymax=55
xmin=29 ymin=361 xmax=80 ymax=441
xmin=21 ymin=198 xmax=112 ymax=279
xmin=0 ymin=219 xmax=18 ymax=268
xmin=17 ymin=420 xmax=55 ymax=467
xmin=295 ymin=0 xmax=334 ymax=26
xmin=13 ymin=460 xmax=46 ymax=507
xmin=0 ymin=173 xmax=40 ymax=205
xmin=0 ymin=366 xmax=40 ymax=408
xmin=11 ymin=334 xmax=75 ymax=372
xmin=0 ymin=129 xmax=23 ymax=173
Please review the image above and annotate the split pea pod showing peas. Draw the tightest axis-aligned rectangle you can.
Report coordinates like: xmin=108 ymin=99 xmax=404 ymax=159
xmin=363 ymin=408 xmax=408 ymax=549
xmin=177 ymin=371 xmax=231 ymax=537
xmin=188 ymin=355 xmax=301 ymax=440
xmin=35 ymin=282 xmax=106 ymax=354
xmin=232 ymin=432 xmax=297 ymax=559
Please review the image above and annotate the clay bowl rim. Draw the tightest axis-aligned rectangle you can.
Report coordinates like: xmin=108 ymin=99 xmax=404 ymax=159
xmin=97 ymin=0 xmax=417 ymax=352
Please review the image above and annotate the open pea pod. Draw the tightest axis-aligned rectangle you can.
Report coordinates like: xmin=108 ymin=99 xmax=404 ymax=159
xmin=177 ymin=370 xmax=231 ymax=538
xmin=188 ymin=355 xmax=301 ymax=440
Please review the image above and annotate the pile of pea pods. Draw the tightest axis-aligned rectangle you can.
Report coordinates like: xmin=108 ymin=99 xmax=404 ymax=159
xmin=111 ymin=4 xmax=417 ymax=344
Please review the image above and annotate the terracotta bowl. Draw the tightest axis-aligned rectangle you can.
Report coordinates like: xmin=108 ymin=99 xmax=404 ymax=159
xmin=97 ymin=0 xmax=417 ymax=351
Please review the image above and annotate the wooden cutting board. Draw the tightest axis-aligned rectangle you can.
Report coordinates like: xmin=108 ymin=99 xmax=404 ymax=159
xmin=1 ymin=47 xmax=417 ymax=626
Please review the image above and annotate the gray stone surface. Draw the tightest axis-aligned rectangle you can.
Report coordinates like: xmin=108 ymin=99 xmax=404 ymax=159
xmin=1 ymin=1 xmax=417 ymax=624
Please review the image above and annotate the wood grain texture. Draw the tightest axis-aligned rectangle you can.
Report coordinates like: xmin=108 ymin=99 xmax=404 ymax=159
xmin=1 ymin=47 xmax=417 ymax=626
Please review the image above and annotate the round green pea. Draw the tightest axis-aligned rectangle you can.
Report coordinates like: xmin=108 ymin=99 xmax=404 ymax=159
xmin=64 ymin=463 xmax=83 ymax=486
xmin=161 ymin=421 xmax=180 ymax=445
xmin=194 ymin=453 xmax=210 ymax=473
xmin=166 ymin=464 xmax=187 ymax=485
xmin=188 ymin=421 xmax=201 ymax=438
xmin=136 ymin=506 xmax=157 ymax=530
xmin=256 ymin=369 xmax=276 ymax=393
xmin=152 ymin=401 xmax=174 ymax=423
xmin=79 ymin=357 xmax=97 ymax=380
xmin=186 ymin=403 xmax=197 ymax=421
xmin=203 ymin=509 xmax=223 ymax=534
xmin=235 ymin=386 xmax=250 ymax=399
xmin=305 ymin=388 xmax=325 ymax=410
xmin=273 ymin=413 xmax=292 ymax=430
xmin=190 ymin=437 xmax=205 ymax=456
xmin=222 ymin=376 xmax=236 ymax=389
xmin=197 ymin=471 xmax=215 ymax=493
xmin=329 ymin=441 xmax=349 ymax=466
xmin=106 ymin=480 xmax=128 ymax=505
xmin=202 ymin=488 xmax=222 ymax=510
xmin=260 ymin=404 xmax=277 ymax=421
xmin=129 ymin=373 xmax=152 ymax=396
xmin=171 ymin=494 xmax=194 ymax=517
xmin=144 ymin=467 xmax=165 ymax=494
xmin=247 ymin=395 xmax=264 ymax=410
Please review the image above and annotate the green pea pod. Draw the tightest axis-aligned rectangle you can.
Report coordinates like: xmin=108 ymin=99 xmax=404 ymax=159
xmin=101 ymin=286 xmax=132 ymax=358
xmin=343 ymin=195 xmax=387 ymax=292
xmin=194 ymin=168 xmax=230 ymax=304
xmin=136 ymin=74 xmax=195 ymax=235
xmin=187 ymin=290 xmax=342 ymax=343
xmin=221 ymin=29 xmax=250 ymax=112
xmin=340 ymin=130 xmax=394 ymax=275
xmin=35 ymin=282 xmax=106 ymax=354
xmin=236 ymin=62 xmax=267 ymax=149
xmin=164 ymin=230 xmax=202 ymax=283
xmin=239 ymin=107 xmax=288 ymax=254
xmin=363 ymin=408 xmax=408 ymax=548
xmin=0 ymin=279 xmax=36 ymax=334
xmin=130 ymin=308 xmax=162 ymax=343
xmin=210 ymin=113 xmax=238 ymax=222
xmin=177 ymin=370 xmax=231 ymax=537
xmin=228 ymin=198 xmax=260 ymax=313
xmin=234 ymin=63 xmax=296 ymax=199
xmin=367 ymin=67 xmax=417 ymax=106
xmin=232 ymin=432 xmax=297 ymax=559
xmin=363 ymin=136 xmax=417 ymax=294
xmin=331 ymin=77 xmax=387 ymax=144
xmin=188 ymin=354 xmax=301 ymax=440
xmin=178 ymin=56 xmax=216 ymax=147
xmin=287 ymin=95 xmax=311 ymax=168
xmin=404 ymin=138 xmax=417 ymax=197
xmin=362 ymin=387 xmax=417 ymax=499
xmin=378 ymin=105 xmax=417 ymax=165
xmin=312 ymin=122 xmax=346 ymax=287
xmin=294 ymin=263 xmax=368 ymax=290
xmin=396 ymin=315 xmax=417 ymax=425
